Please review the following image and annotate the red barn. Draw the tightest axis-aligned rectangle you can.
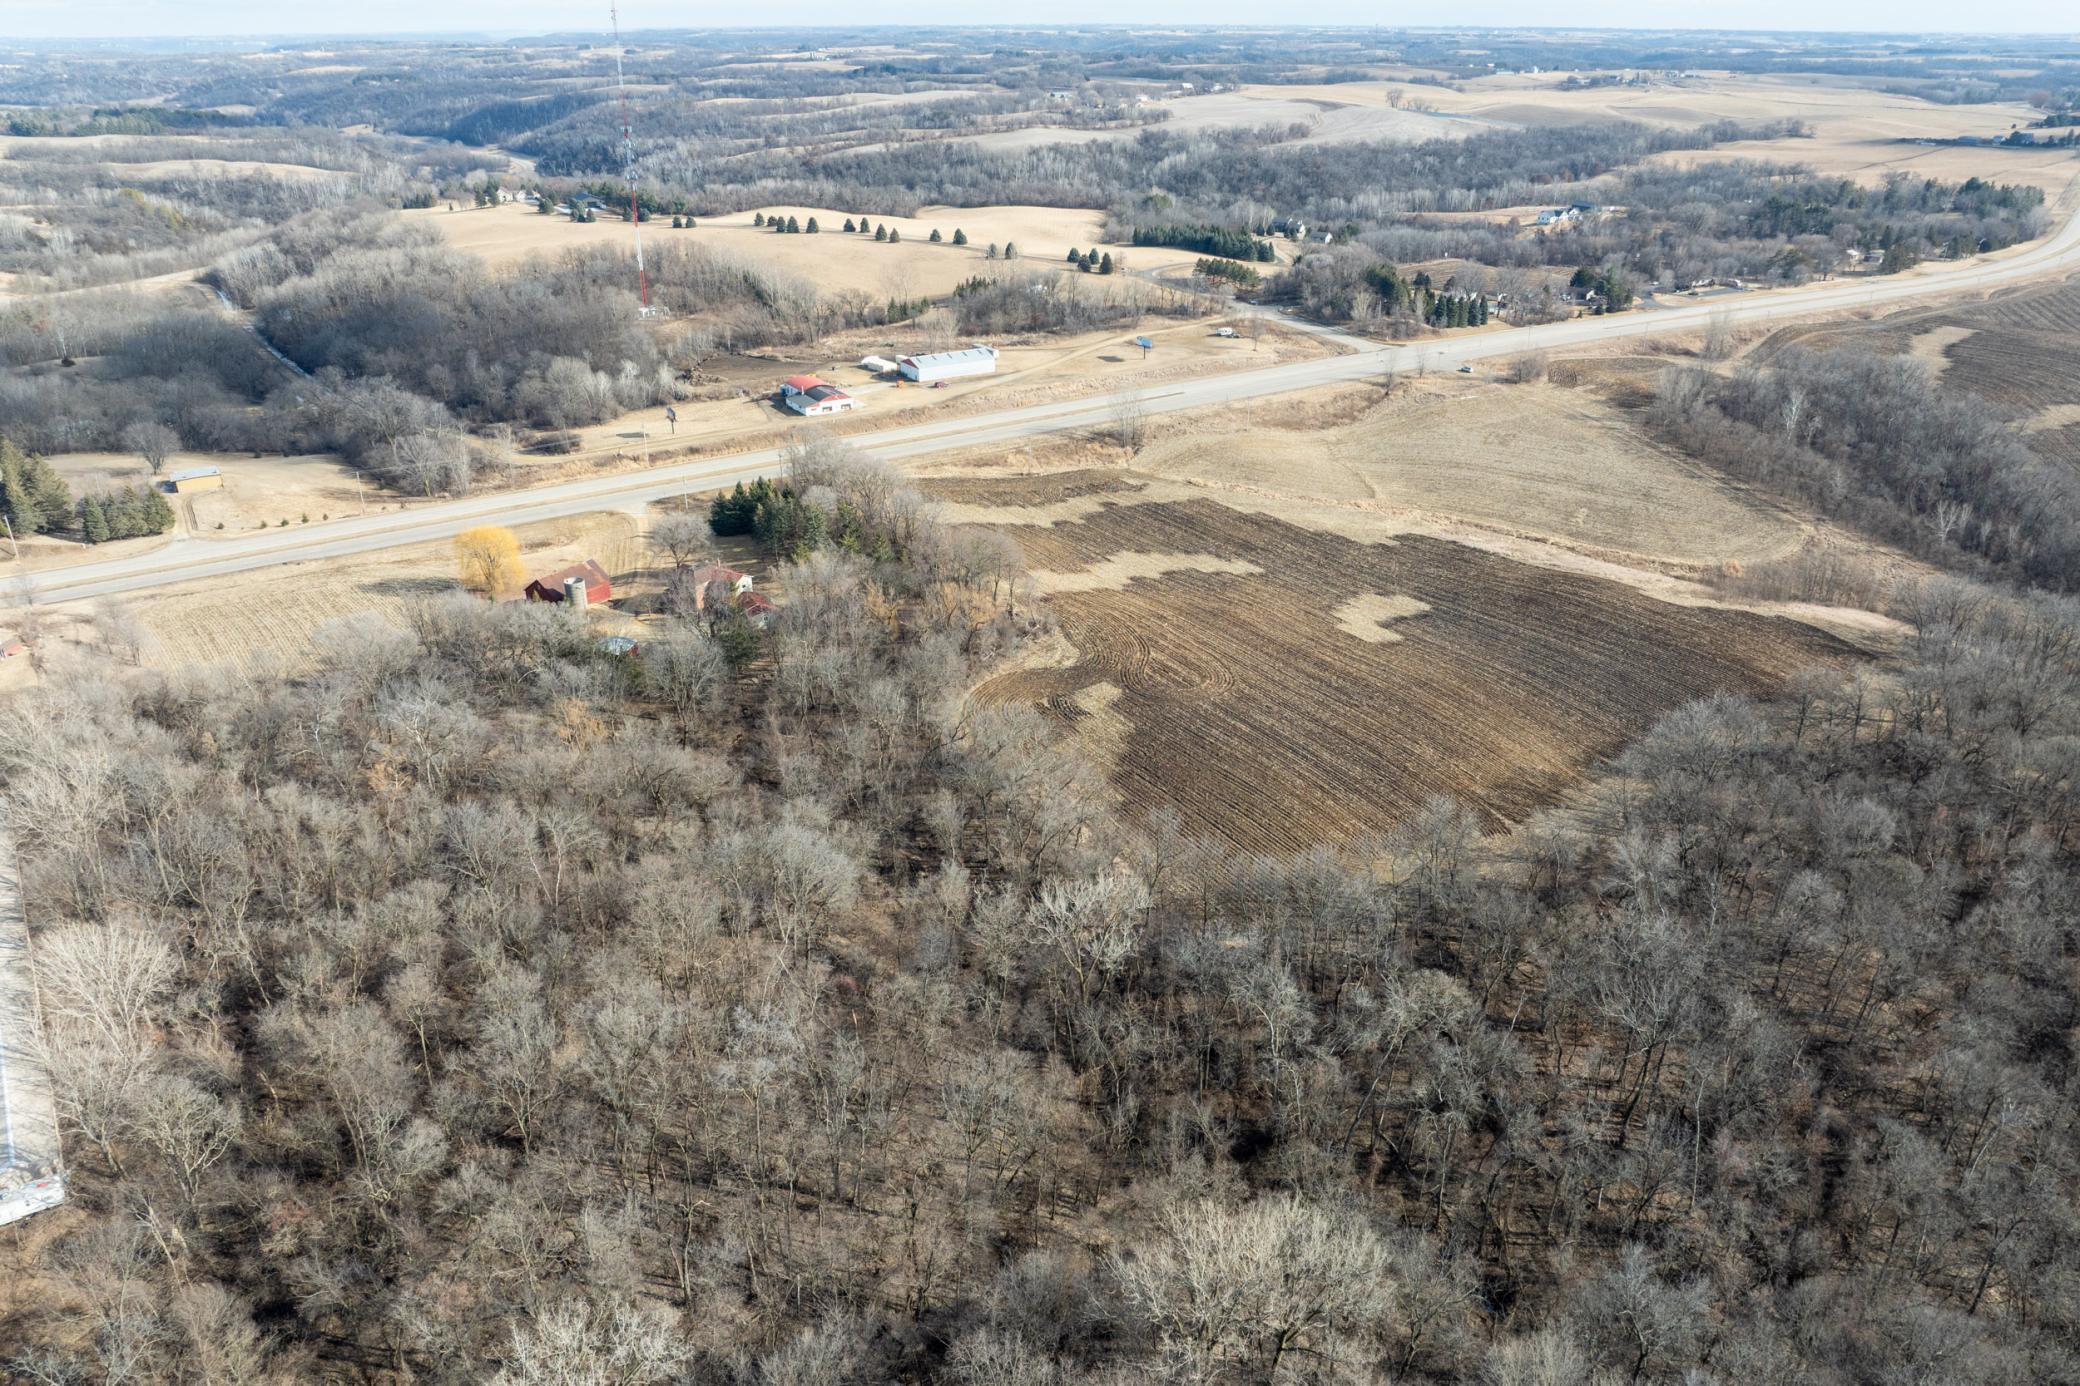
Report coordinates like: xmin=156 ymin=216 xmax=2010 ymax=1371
xmin=524 ymin=559 xmax=612 ymax=606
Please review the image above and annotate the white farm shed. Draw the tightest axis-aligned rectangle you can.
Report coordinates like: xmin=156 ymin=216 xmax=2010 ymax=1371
xmin=898 ymin=345 xmax=998 ymax=383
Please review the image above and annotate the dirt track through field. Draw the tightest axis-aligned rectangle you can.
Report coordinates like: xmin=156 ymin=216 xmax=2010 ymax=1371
xmin=967 ymin=481 xmax=1848 ymax=852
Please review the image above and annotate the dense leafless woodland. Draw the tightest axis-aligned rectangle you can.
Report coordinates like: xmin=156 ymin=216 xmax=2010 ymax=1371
xmin=5 ymin=416 xmax=2080 ymax=1382
xmin=1651 ymin=347 xmax=2080 ymax=589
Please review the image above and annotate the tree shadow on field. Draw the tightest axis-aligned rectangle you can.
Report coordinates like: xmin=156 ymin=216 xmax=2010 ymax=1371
xmin=1098 ymin=354 xmax=1125 ymax=363
xmin=364 ymin=576 xmax=456 ymax=598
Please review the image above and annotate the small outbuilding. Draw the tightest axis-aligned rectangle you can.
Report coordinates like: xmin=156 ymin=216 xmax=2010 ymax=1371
xmin=736 ymin=591 xmax=777 ymax=628
xmin=524 ymin=559 xmax=612 ymax=606
xmin=858 ymin=355 xmax=899 ymax=374
xmin=167 ymin=466 xmax=223 ymax=493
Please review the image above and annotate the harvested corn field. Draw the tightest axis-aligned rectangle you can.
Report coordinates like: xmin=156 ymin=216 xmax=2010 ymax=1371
xmin=965 ymin=479 xmax=1846 ymax=852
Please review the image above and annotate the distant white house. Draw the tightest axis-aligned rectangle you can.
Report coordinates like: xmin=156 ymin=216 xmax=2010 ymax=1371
xmin=898 ymin=345 xmax=998 ymax=384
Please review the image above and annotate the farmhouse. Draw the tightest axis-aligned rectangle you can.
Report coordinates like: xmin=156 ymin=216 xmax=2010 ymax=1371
xmin=779 ymin=375 xmax=860 ymax=416
xmin=167 ymin=465 xmax=223 ymax=493
xmin=524 ymin=559 xmax=612 ymax=607
xmin=898 ymin=345 xmax=998 ymax=383
xmin=689 ymin=564 xmax=754 ymax=611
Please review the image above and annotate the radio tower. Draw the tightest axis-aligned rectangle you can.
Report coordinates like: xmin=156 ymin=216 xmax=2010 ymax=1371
xmin=611 ymin=3 xmax=650 ymax=312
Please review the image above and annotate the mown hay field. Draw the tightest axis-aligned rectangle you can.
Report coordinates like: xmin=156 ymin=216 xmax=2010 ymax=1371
xmin=954 ymin=472 xmax=1847 ymax=852
xmin=415 ymin=202 xmax=1131 ymax=299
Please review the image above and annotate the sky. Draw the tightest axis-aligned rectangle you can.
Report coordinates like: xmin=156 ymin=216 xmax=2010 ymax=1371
xmin=2 ymin=0 xmax=2075 ymax=39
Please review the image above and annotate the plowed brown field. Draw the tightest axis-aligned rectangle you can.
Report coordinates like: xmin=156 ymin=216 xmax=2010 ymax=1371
xmin=961 ymin=475 xmax=1847 ymax=852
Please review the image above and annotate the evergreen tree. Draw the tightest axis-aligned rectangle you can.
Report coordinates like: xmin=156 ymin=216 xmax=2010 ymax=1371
xmin=805 ymin=217 xmax=819 ymax=234
xmin=105 ymin=489 xmax=141 ymax=538
xmin=786 ymin=215 xmax=800 ymax=233
xmin=929 ymin=228 xmax=943 ymax=243
xmin=888 ymin=227 xmax=900 ymax=243
xmin=0 ymin=437 xmax=71 ymax=534
xmin=671 ymin=215 xmax=683 ymax=229
xmin=986 ymin=243 xmax=999 ymax=260
xmin=0 ymin=470 xmax=30 ymax=537
xmin=754 ymin=212 xmax=766 ymax=227
xmin=843 ymin=218 xmax=856 ymax=232
xmin=952 ymin=228 xmax=967 ymax=246
xmin=710 ymin=478 xmax=784 ymax=535
xmin=144 ymin=486 xmax=174 ymax=533
xmin=875 ymin=224 xmax=888 ymax=242
xmin=753 ymin=491 xmax=828 ymax=562
xmin=1099 ymin=252 xmax=1114 ymax=274
xmin=1004 ymin=242 xmax=1017 ymax=259
xmin=79 ymin=495 xmax=109 ymax=544
xmin=858 ymin=216 xmax=871 ymax=234
xmin=1067 ymin=248 xmax=1080 ymax=263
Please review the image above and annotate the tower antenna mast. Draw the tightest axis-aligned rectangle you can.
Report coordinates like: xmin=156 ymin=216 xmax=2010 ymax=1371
xmin=611 ymin=3 xmax=649 ymax=311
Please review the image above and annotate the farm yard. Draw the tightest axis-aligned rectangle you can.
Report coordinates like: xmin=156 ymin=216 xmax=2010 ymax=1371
xmin=32 ymin=512 xmax=664 ymax=678
xmin=952 ymin=473 xmax=1848 ymax=852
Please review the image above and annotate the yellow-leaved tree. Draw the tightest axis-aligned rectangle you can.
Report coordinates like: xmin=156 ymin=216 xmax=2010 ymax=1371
xmin=455 ymin=525 xmax=522 ymax=597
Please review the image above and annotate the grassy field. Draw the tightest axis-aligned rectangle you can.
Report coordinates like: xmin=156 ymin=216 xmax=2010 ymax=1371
xmin=955 ymin=474 xmax=1846 ymax=852
xmin=1126 ymin=380 xmax=1807 ymax=569
xmin=414 ymin=202 xmax=1153 ymax=299
xmin=1247 ymin=73 xmax=2078 ymax=193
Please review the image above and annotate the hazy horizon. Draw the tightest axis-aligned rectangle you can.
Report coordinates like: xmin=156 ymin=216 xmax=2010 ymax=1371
xmin=3 ymin=2 xmax=2077 ymax=41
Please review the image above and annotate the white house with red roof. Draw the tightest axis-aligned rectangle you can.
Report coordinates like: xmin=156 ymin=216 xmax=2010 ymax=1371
xmin=779 ymin=375 xmax=860 ymax=415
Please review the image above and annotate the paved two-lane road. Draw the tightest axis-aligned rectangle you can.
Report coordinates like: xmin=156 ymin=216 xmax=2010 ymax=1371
xmin=22 ymin=192 xmax=2080 ymax=607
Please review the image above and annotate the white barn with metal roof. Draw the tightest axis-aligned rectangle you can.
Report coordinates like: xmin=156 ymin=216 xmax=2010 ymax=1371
xmin=898 ymin=345 xmax=998 ymax=383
